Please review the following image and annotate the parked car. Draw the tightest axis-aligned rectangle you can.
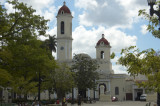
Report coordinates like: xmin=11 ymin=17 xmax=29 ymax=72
xmin=140 ymin=94 xmax=147 ymax=101
xmin=111 ymin=96 xmax=118 ymax=102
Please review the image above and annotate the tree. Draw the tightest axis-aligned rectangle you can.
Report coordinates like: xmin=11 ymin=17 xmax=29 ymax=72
xmin=1 ymin=39 xmax=56 ymax=99
xmin=43 ymin=35 xmax=57 ymax=54
xmin=138 ymin=2 xmax=160 ymax=105
xmin=118 ymin=46 xmax=160 ymax=101
xmin=0 ymin=69 xmax=12 ymax=87
xmin=0 ymin=0 xmax=57 ymax=101
xmin=71 ymin=54 xmax=99 ymax=98
xmin=46 ymin=63 xmax=75 ymax=100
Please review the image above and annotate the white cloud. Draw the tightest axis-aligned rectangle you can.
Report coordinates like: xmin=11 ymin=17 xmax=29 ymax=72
xmin=19 ymin=0 xmax=57 ymax=21
xmin=4 ymin=2 xmax=14 ymax=14
xmin=0 ymin=0 xmax=6 ymax=4
xmin=72 ymin=26 xmax=137 ymax=58
xmin=106 ymin=28 xmax=137 ymax=53
xmin=75 ymin=0 xmax=148 ymax=28
xmin=111 ymin=56 xmax=119 ymax=63
xmin=112 ymin=64 xmax=128 ymax=74
xmin=72 ymin=11 xmax=75 ymax=17
xmin=141 ymin=25 xmax=148 ymax=35
xmin=47 ymin=27 xmax=57 ymax=36
xmin=19 ymin=0 xmax=55 ymax=10
xmin=75 ymin=0 xmax=98 ymax=10
xmin=4 ymin=0 xmax=57 ymax=22
xmin=111 ymin=56 xmax=128 ymax=74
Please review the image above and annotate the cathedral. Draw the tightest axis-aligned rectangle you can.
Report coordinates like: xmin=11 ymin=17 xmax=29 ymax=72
xmin=55 ymin=2 xmax=148 ymax=101
xmin=1 ymin=2 xmax=153 ymax=103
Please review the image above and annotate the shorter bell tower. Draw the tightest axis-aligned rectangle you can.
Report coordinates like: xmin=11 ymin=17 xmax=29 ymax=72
xmin=96 ymin=34 xmax=113 ymax=74
xmin=96 ymin=34 xmax=111 ymax=61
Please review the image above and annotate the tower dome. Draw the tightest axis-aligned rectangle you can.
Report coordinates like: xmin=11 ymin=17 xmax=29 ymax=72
xmin=58 ymin=1 xmax=71 ymax=15
xmin=96 ymin=34 xmax=110 ymax=46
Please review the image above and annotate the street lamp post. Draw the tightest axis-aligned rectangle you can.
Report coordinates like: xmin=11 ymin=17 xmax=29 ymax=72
xmin=155 ymin=51 xmax=160 ymax=106
xmin=147 ymin=0 xmax=160 ymax=30
xmin=147 ymin=1 xmax=160 ymax=106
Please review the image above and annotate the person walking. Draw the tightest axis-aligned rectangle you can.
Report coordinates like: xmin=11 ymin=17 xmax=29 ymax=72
xmin=78 ymin=94 xmax=81 ymax=106
xmin=62 ymin=97 xmax=66 ymax=106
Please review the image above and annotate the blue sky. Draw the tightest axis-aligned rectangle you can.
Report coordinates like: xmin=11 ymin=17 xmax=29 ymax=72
xmin=2 ymin=0 xmax=160 ymax=74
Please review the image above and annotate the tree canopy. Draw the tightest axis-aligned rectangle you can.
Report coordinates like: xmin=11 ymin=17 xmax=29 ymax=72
xmin=118 ymin=46 xmax=160 ymax=92
xmin=53 ymin=64 xmax=75 ymax=99
xmin=71 ymin=54 xmax=99 ymax=97
xmin=0 ymin=0 xmax=57 ymax=98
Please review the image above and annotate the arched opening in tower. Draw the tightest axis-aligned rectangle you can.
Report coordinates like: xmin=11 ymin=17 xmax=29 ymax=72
xmin=61 ymin=21 xmax=64 ymax=34
xmin=101 ymin=51 xmax=104 ymax=59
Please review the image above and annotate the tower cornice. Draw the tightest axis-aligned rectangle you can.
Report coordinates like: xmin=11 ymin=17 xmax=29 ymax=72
xmin=57 ymin=37 xmax=73 ymax=40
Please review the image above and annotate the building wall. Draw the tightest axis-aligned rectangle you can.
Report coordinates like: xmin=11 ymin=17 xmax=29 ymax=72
xmin=125 ymin=80 xmax=133 ymax=93
xmin=110 ymin=75 xmax=126 ymax=101
xmin=96 ymin=46 xmax=111 ymax=60
xmin=98 ymin=62 xmax=113 ymax=74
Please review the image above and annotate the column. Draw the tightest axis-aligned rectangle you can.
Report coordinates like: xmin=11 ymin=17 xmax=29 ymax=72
xmin=74 ymin=88 xmax=76 ymax=99
xmin=108 ymin=81 xmax=111 ymax=92
xmin=132 ymin=85 xmax=135 ymax=101
xmin=88 ymin=88 xmax=90 ymax=100
xmin=143 ymin=88 xmax=145 ymax=94
xmin=53 ymin=92 xmax=57 ymax=99
xmin=95 ymin=90 xmax=96 ymax=99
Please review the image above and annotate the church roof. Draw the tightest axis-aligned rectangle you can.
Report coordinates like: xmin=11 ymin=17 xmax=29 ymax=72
xmin=58 ymin=2 xmax=71 ymax=15
xmin=96 ymin=34 xmax=110 ymax=46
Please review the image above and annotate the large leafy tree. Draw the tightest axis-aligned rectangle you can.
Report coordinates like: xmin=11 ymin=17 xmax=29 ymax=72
xmin=138 ymin=1 xmax=160 ymax=105
xmin=1 ymin=37 xmax=56 ymax=99
xmin=71 ymin=54 xmax=99 ymax=98
xmin=118 ymin=46 xmax=160 ymax=103
xmin=0 ymin=0 xmax=57 ymax=100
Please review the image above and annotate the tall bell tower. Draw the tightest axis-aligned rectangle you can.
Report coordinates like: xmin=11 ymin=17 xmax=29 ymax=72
xmin=56 ymin=2 xmax=73 ymax=62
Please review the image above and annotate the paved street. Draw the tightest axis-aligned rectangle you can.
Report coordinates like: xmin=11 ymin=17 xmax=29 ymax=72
xmin=68 ymin=101 xmax=154 ymax=106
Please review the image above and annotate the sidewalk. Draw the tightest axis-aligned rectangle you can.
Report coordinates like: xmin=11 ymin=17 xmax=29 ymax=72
xmin=68 ymin=101 xmax=150 ymax=106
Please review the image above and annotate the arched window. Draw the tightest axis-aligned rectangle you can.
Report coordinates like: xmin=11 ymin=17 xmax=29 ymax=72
xmin=101 ymin=51 xmax=104 ymax=59
xmin=61 ymin=21 xmax=64 ymax=34
xmin=115 ymin=87 xmax=119 ymax=95
xmin=61 ymin=10 xmax=64 ymax=14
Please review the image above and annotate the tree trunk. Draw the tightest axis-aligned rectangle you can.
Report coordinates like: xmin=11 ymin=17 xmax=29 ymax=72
xmin=157 ymin=93 xmax=160 ymax=106
xmin=24 ymin=94 xmax=28 ymax=101
xmin=48 ymin=90 xmax=51 ymax=101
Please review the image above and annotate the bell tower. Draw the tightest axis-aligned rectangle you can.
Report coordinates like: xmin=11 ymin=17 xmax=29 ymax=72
xmin=96 ymin=34 xmax=113 ymax=74
xmin=96 ymin=34 xmax=111 ymax=61
xmin=56 ymin=2 xmax=73 ymax=62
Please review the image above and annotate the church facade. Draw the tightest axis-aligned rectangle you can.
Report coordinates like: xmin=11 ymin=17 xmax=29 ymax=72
xmin=0 ymin=2 xmax=151 ymax=103
xmin=55 ymin=2 xmax=147 ymax=101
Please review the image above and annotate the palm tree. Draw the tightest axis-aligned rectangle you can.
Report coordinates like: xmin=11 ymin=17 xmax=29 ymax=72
xmin=44 ymin=35 xmax=57 ymax=53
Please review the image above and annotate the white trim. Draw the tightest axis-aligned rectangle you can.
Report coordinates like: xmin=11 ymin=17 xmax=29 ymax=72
xmin=108 ymin=81 xmax=110 ymax=91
